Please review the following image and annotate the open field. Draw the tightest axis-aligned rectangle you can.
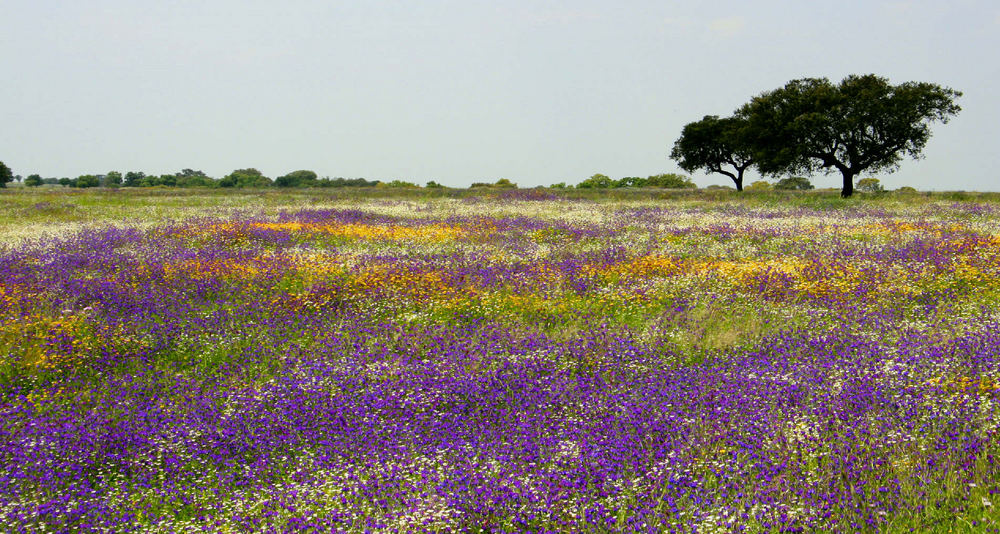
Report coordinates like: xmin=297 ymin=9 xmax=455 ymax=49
xmin=2 ymin=189 xmax=1000 ymax=532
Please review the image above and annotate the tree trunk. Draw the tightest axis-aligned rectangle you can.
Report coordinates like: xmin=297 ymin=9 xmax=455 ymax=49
xmin=734 ymin=169 xmax=744 ymax=192
xmin=840 ymin=169 xmax=856 ymax=198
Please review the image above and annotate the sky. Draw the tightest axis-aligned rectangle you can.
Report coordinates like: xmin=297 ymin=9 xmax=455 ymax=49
xmin=1 ymin=0 xmax=998 ymax=190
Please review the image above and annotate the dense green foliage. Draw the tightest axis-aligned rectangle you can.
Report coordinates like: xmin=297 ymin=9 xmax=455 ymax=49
xmin=670 ymin=115 xmax=755 ymax=191
xmin=576 ymin=173 xmax=616 ymax=189
xmin=577 ymin=173 xmax=695 ymax=189
xmin=739 ymin=75 xmax=961 ymax=197
xmin=274 ymin=169 xmax=318 ymax=187
xmin=220 ymin=168 xmax=272 ymax=188
xmin=75 ymin=175 xmax=100 ymax=188
xmin=672 ymin=74 xmax=960 ymax=197
xmin=774 ymin=176 xmax=814 ymax=190
xmin=856 ymin=177 xmax=885 ymax=193
xmin=0 ymin=161 xmax=12 ymax=188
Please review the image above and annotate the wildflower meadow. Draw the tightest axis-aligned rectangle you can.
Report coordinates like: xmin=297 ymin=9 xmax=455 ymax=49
xmin=1 ymin=189 xmax=999 ymax=532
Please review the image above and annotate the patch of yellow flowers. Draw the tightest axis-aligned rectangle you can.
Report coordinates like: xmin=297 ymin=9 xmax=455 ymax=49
xmin=251 ymin=222 xmax=465 ymax=242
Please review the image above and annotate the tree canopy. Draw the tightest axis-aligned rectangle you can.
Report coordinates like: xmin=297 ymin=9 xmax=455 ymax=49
xmin=670 ymin=115 xmax=754 ymax=191
xmin=274 ymin=170 xmax=318 ymax=187
xmin=774 ymin=176 xmax=814 ymax=190
xmin=576 ymin=174 xmax=616 ymax=189
xmin=220 ymin=168 xmax=272 ymax=188
xmin=738 ymin=75 xmax=961 ymax=197
xmin=645 ymin=173 xmax=696 ymax=189
xmin=0 ymin=161 xmax=12 ymax=188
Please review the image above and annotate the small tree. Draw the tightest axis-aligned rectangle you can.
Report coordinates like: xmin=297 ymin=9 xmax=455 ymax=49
xmin=25 ymin=174 xmax=44 ymax=187
xmin=746 ymin=180 xmax=773 ymax=191
xmin=616 ymin=177 xmax=647 ymax=188
xmin=740 ymin=75 xmax=961 ymax=197
xmin=123 ymin=171 xmax=145 ymax=187
xmin=646 ymin=173 xmax=696 ymax=189
xmin=425 ymin=181 xmax=443 ymax=188
xmin=138 ymin=175 xmax=161 ymax=187
xmin=221 ymin=168 xmax=272 ymax=188
xmin=275 ymin=170 xmax=318 ymax=187
xmin=494 ymin=178 xmax=517 ymax=189
xmin=176 ymin=174 xmax=214 ymax=187
xmin=577 ymin=174 xmax=615 ymax=189
xmin=774 ymin=176 xmax=814 ymax=190
xmin=855 ymin=177 xmax=885 ymax=193
xmin=73 ymin=174 xmax=101 ymax=188
xmin=76 ymin=175 xmax=100 ymax=188
xmin=671 ymin=115 xmax=755 ymax=191
xmin=0 ymin=161 xmax=13 ymax=188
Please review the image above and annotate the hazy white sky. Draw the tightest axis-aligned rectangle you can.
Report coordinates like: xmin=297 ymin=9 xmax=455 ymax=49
xmin=2 ymin=1 xmax=997 ymax=189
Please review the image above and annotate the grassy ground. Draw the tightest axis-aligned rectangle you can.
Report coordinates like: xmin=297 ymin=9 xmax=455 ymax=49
xmin=4 ymin=186 xmax=996 ymax=242
xmin=2 ymin=187 xmax=999 ymax=532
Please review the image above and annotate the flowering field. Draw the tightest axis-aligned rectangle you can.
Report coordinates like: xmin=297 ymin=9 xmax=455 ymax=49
xmin=2 ymin=192 xmax=999 ymax=532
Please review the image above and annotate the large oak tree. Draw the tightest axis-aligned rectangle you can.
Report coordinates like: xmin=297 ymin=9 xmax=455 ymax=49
xmin=0 ymin=161 xmax=12 ymax=188
xmin=670 ymin=115 xmax=754 ymax=191
xmin=738 ymin=75 xmax=961 ymax=197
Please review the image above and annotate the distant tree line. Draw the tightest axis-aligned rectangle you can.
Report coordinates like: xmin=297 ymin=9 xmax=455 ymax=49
xmin=0 ymin=163 xmax=900 ymax=194
xmin=15 ymin=168 xmax=384 ymax=189
xmin=9 ymin=169 xmax=707 ymax=191
xmin=553 ymin=173 xmax=697 ymax=189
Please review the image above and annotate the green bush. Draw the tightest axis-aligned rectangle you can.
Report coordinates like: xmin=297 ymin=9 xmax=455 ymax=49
xmin=616 ymin=177 xmax=647 ymax=188
xmin=855 ymin=178 xmax=885 ymax=193
xmin=577 ymin=174 xmax=615 ymax=189
xmin=645 ymin=173 xmax=696 ymax=189
xmin=274 ymin=170 xmax=318 ymax=187
xmin=746 ymin=180 xmax=773 ymax=191
xmin=774 ymin=176 xmax=814 ymax=190
xmin=221 ymin=168 xmax=272 ymax=188
xmin=76 ymin=175 xmax=100 ymax=188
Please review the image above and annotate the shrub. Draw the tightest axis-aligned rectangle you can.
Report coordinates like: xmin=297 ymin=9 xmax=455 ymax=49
xmin=774 ymin=176 xmax=814 ymax=190
xmin=274 ymin=170 xmax=318 ymax=188
xmin=746 ymin=180 xmax=773 ymax=191
xmin=76 ymin=175 xmax=100 ymax=188
xmin=616 ymin=177 xmax=647 ymax=188
xmin=577 ymin=174 xmax=615 ymax=189
xmin=221 ymin=168 xmax=272 ymax=188
xmin=856 ymin=178 xmax=885 ymax=193
xmin=645 ymin=173 xmax=696 ymax=189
